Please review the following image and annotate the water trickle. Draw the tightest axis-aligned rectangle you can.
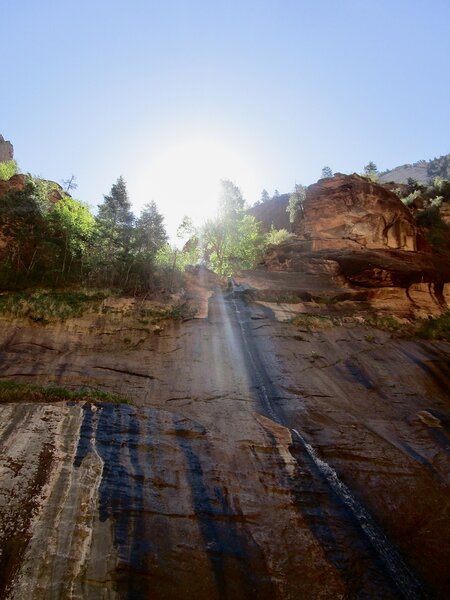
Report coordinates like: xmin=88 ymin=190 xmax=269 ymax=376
xmin=292 ymin=428 xmax=426 ymax=600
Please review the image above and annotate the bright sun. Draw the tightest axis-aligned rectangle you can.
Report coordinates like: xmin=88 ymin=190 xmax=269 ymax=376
xmin=135 ymin=140 xmax=259 ymax=241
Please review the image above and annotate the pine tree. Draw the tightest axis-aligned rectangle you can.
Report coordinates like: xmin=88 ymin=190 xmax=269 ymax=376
xmin=260 ymin=189 xmax=270 ymax=203
xmin=219 ymin=179 xmax=245 ymax=217
xmin=321 ymin=166 xmax=332 ymax=178
xmin=96 ymin=176 xmax=135 ymax=283
xmin=136 ymin=201 xmax=167 ymax=254
xmin=364 ymin=162 xmax=378 ymax=178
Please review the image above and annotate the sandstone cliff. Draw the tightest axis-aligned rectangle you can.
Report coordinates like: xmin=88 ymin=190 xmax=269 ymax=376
xmin=296 ymin=174 xmax=417 ymax=251
xmin=0 ymin=134 xmax=13 ymax=163
xmin=238 ymin=174 xmax=450 ymax=320
xmin=247 ymin=194 xmax=290 ymax=232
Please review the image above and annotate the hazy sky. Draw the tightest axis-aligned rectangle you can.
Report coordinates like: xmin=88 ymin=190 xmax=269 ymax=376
xmin=2 ymin=0 xmax=449 ymax=239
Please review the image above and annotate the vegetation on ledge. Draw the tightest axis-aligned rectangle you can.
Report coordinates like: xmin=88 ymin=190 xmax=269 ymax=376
xmin=0 ymin=380 xmax=131 ymax=404
xmin=0 ymin=290 xmax=107 ymax=322
xmin=0 ymin=289 xmax=194 ymax=323
xmin=416 ymin=312 xmax=450 ymax=341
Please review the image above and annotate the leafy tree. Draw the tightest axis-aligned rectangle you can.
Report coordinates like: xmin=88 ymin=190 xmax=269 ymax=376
xmin=260 ymin=189 xmax=270 ymax=203
xmin=177 ymin=215 xmax=196 ymax=240
xmin=321 ymin=166 xmax=332 ymax=178
xmin=0 ymin=179 xmax=46 ymax=279
xmin=287 ymin=184 xmax=306 ymax=223
xmin=201 ymin=179 xmax=262 ymax=275
xmin=48 ymin=197 xmax=95 ymax=279
xmin=0 ymin=160 xmax=18 ymax=181
xmin=202 ymin=214 xmax=262 ymax=275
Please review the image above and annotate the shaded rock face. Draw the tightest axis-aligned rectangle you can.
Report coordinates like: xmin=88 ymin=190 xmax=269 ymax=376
xmin=0 ymin=135 xmax=13 ymax=163
xmin=297 ymin=174 xmax=417 ymax=251
xmin=247 ymin=194 xmax=290 ymax=232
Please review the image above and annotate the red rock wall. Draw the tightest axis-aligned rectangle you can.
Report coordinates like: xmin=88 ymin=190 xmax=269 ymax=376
xmin=296 ymin=174 xmax=417 ymax=251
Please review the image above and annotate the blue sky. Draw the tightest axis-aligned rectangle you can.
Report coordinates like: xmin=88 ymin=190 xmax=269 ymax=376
xmin=2 ymin=0 xmax=449 ymax=238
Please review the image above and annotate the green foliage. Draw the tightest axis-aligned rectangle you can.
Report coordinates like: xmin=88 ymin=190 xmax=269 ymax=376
xmin=0 ymin=160 xmax=18 ymax=180
xmin=136 ymin=201 xmax=167 ymax=253
xmin=176 ymin=215 xmax=196 ymax=240
xmin=0 ymin=380 xmax=130 ymax=404
xmin=219 ymin=179 xmax=245 ymax=216
xmin=265 ymin=225 xmax=292 ymax=245
xmin=287 ymin=184 xmax=306 ymax=223
xmin=416 ymin=206 xmax=444 ymax=228
xmin=95 ymin=176 xmax=135 ymax=281
xmin=427 ymin=153 xmax=450 ymax=180
xmin=416 ymin=206 xmax=450 ymax=251
xmin=364 ymin=161 xmax=378 ymax=179
xmin=402 ymin=189 xmax=422 ymax=206
xmin=416 ymin=312 xmax=450 ymax=341
xmin=0 ymin=172 xmax=172 ymax=292
xmin=260 ymin=188 xmax=270 ymax=203
xmin=202 ymin=212 xmax=263 ymax=276
xmin=49 ymin=196 xmax=96 ymax=274
xmin=431 ymin=176 xmax=450 ymax=202
xmin=198 ymin=179 xmax=264 ymax=276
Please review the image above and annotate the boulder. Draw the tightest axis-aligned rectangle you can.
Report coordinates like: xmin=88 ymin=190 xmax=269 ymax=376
xmin=296 ymin=174 xmax=416 ymax=251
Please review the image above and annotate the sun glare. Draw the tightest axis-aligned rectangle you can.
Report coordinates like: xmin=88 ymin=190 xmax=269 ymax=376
xmin=135 ymin=140 xmax=259 ymax=240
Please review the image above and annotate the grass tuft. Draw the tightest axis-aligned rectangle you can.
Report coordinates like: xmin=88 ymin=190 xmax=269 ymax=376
xmin=291 ymin=313 xmax=336 ymax=330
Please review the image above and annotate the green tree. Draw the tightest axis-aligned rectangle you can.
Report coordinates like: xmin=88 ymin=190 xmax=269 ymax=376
xmin=273 ymin=189 xmax=280 ymax=198
xmin=136 ymin=201 xmax=167 ymax=254
xmin=219 ymin=179 xmax=245 ymax=216
xmin=48 ymin=197 xmax=95 ymax=280
xmin=287 ymin=184 xmax=306 ymax=223
xmin=321 ymin=166 xmax=332 ymax=178
xmin=128 ymin=201 xmax=168 ymax=290
xmin=364 ymin=161 xmax=378 ymax=180
xmin=201 ymin=179 xmax=262 ymax=275
xmin=95 ymin=176 xmax=135 ymax=283
xmin=260 ymin=189 xmax=270 ymax=203
xmin=176 ymin=215 xmax=196 ymax=240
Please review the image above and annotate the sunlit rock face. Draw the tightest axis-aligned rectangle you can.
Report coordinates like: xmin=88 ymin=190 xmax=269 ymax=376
xmin=297 ymin=174 xmax=417 ymax=251
xmin=0 ymin=293 xmax=449 ymax=598
xmin=0 ymin=135 xmax=13 ymax=163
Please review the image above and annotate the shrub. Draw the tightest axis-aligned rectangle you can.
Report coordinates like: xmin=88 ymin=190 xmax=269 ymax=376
xmin=265 ymin=225 xmax=292 ymax=246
